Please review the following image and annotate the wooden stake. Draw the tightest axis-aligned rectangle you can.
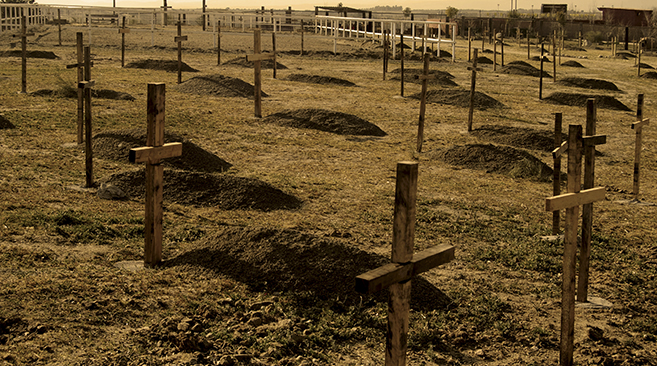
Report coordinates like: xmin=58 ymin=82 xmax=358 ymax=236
xmin=553 ymin=33 xmax=557 ymax=81
xmin=416 ymin=53 xmax=429 ymax=153
xmin=57 ymin=9 xmax=62 ymax=46
xmin=247 ymin=29 xmax=275 ymax=118
xmin=272 ymin=32 xmax=277 ymax=79
xmin=501 ymin=34 xmax=504 ymax=67
xmin=119 ymin=16 xmax=130 ymax=67
xmin=493 ymin=29 xmax=497 ymax=71
xmin=217 ymin=20 xmax=221 ymax=65
xmin=539 ymin=43 xmax=544 ymax=100
xmin=527 ymin=30 xmax=531 ymax=60
xmin=638 ymin=41 xmax=642 ymax=77
xmin=83 ymin=46 xmax=93 ymax=188
xmin=467 ymin=49 xmax=480 ymax=132
xmin=552 ymin=112 xmax=563 ymax=235
xmin=400 ymin=30 xmax=405 ymax=97
xmin=76 ymin=33 xmax=84 ymax=143
xmin=20 ymin=16 xmax=30 ymax=94
xmin=174 ymin=15 xmax=189 ymax=84
xmin=633 ymin=94 xmax=650 ymax=196
xmin=467 ymin=28 xmax=471 ymax=62
xmin=300 ymin=20 xmax=305 ymax=55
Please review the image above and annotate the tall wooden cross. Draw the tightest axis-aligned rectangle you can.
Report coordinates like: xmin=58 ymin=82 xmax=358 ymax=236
xmin=416 ymin=53 xmax=430 ymax=153
xmin=467 ymin=48 xmax=481 ymax=132
xmin=14 ymin=15 xmax=34 ymax=94
xmin=217 ymin=20 xmax=222 ymax=65
xmin=175 ymin=15 xmax=188 ymax=84
xmin=539 ymin=43 xmax=545 ymax=100
xmin=632 ymin=94 xmax=650 ymax=196
xmin=399 ymin=29 xmax=405 ymax=97
xmin=66 ymin=32 xmax=90 ymax=144
xmin=129 ymin=83 xmax=183 ymax=268
xmin=356 ymin=161 xmax=455 ymax=366
xmin=119 ymin=16 xmax=130 ymax=67
xmin=493 ymin=30 xmax=497 ymax=71
xmin=545 ymin=125 xmax=606 ymax=366
xmin=246 ymin=29 xmax=275 ymax=118
xmin=161 ymin=0 xmax=171 ymax=26
xmin=79 ymin=46 xmax=95 ymax=188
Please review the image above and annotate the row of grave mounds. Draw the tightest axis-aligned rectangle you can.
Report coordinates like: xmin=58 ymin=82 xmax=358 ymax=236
xmin=543 ymin=92 xmax=631 ymax=111
xmin=223 ymin=56 xmax=288 ymax=70
xmin=0 ymin=50 xmax=59 ymax=59
xmin=285 ymin=73 xmax=357 ymax=87
xmin=475 ymin=56 xmax=494 ymax=65
xmin=163 ymin=226 xmax=451 ymax=310
xmin=30 ymin=86 xmax=135 ymax=101
xmin=556 ymin=77 xmax=621 ymax=92
xmin=0 ymin=115 xmax=15 ymax=129
xmin=261 ymin=108 xmax=386 ymax=136
xmin=561 ymin=60 xmax=585 ymax=68
xmin=500 ymin=60 xmax=551 ymax=78
xmin=175 ymin=74 xmax=267 ymax=98
xmin=388 ymin=68 xmax=458 ymax=86
xmin=410 ymin=89 xmax=504 ymax=110
xmin=125 ymin=59 xmax=199 ymax=72
xmin=101 ymin=169 xmax=302 ymax=211
xmin=641 ymin=71 xmax=657 ymax=79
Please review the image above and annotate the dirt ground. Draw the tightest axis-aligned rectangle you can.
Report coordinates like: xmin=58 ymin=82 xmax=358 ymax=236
xmin=1 ymin=21 xmax=657 ymax=366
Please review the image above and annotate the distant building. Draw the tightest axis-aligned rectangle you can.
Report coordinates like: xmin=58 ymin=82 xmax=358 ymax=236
xmin=541 ymin=4 xmax=567 ymax=14
xmin=597 ymin=7 xmax=653 ymax=27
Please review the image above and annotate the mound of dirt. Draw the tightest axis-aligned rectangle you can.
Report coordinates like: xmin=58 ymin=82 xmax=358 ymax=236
xmin=30 ymin=87 xmax=135 ymax=100
xmin=92 ymin=129 xmax=231 ymax=173
xmin=389 ymin=68 xmax=455 ymax=79
xmin=388 ymin=68 xmax=458 ymax=87
xmin=223 ymin=56 xmax=287 ymax=70
xmin=285 ymin=74 xmax=356 ymax=87
xmin=125 ymin=59 xmax=199 ymax=72
xmin=471 ymin=125 xmax=559 ymax=152
xmin=440 ymin=144 xmax=553 ymax=181
xmin=0 ymin=50 xmax=58 ymax=59
xmin=561 ymin=60 xmax=585 ymax=68
xmin=634 ymin=63 xmax=654 ymax=69
xmin=175 ymin=75 xmax=267 ymax=98
xmin=556 ymin=77 xmax=620 ymax=91
xmin=410 ymin=89 xmax=504 ymax=110
xmin=500 ymin=63 xmax=551 ymax=78
xmin=164 ymin=226 xmax=451 ymax=309
xmin=543 ymin=92 xmax=631 ymax=111
xmin=103 ymin=169 xmax=301 ymax=210
xmin=531 ymin=56 xmax=551 ymax=62
xmin=565 ymin=46 xmax=586 ymax=52
xmin=476 ymin=56 xmax=494 ymax=64
xmin=0 ymin=115 xmax=15 ymax=129
xmin=261 ymin=109 xmax=386 ymax=136
xmin=640 ymin=71 xmax=657 ymax=79
xmin=615 ymin=51 xmax=636 ymax=58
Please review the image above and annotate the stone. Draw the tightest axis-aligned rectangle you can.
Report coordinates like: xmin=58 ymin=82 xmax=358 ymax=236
xmin=97 ymin=182 xmax=128 ymax=200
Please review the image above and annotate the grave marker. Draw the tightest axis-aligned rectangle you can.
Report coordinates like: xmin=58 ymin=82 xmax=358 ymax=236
xmin=632 ymin=94 xmax=650 ymax=196
xmin=160 ymin=0 xmax=171 ymax=26
xmin=551 ymin=112 xmax=564 ymax=235
xmin=545 ymin=125 xmax=606 ymax=366
xmin=217 ymin=20 xmax=221 ymax=65
xmin=399 ymin=30 xmax=405 ymax=97
xmin=175 ymin=16 xmax=188 ymax=84
xmin=552 ymin=32 xmax=557 ymax=81
xmin=539 ymin=43 xmax=544 ymax=100
xmin=119 ymin=16 xmax=130 ymax=67
xmin=416 ymin=53 xmax=429 ymax=152
xmin=66 ymin=32 xmax=90 ymax=144
xmin=246 ymin=29 xmax=275 ymax=118
xmin=356 ymin=161 xmax=455 ymax=366
xmin=57 ymin=9 xmax=62 ymax=46
xmin=493 ymin=30 xmax=497 ymax=72
xmin=467 ymin=28 xmax=471 ymax=62
xmin=80 ymin=47 xmax=94 ymax=188
xmin=383 ymin=30 xmax=389 ymax=80
xmin=13 ymin=16 xmax=34 ymax=94
xmin=129 ymin=83 xmax=183 ymax=268
xmin=467 ymin=48 xmax=481 ymax=132
xmin=271 ymin=32 xmax=277 ymax=79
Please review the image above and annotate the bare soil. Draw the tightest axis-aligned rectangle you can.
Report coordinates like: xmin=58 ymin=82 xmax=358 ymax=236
xmin=543 ymin=92 xmax=631 ymax=111
xmin=641 ymin=71 xmax=657 ymax=79
xmin=261 ymin=108 xmax=386 ymax=136
xmin=411 ymin=89 xmax=505 ymax=109
xmin=125 ymin=59 xmax=199 ymax=72
xmin=175 ymin=74 xmax=267 ymax=98
xmin=634 ymin=63 xmax=654 ymax=70
xmin=0 ymin=50 xmax=59 ymax=59
xmin=284 ymin=74 xmax=356 ymax=87
xmin=30 ymin=87 xmax=135 ymax=101
xmin=500 ymin=61 xmax=551 ymax=78
xmin=223 ymin=56 xmax=288 ymax=69
xmin=0 ymin=114 xmax=14 ymax=129
xmin=470 ymin=124 xmax=559 ymax=152
xmin=556 ymin=77 xmax=620 ymax=91
xmin=561 ymin=60 xmax=585 ymax=68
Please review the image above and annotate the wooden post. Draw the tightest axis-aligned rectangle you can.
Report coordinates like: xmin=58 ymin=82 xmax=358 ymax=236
xmin=246 ymin=29 xmax=275 ymax=118
xmin=382 ymin=30 xmax=388 ymax=80
xmin=632 ymin=94 xmax=650 ymax=196
xmin=416 ymin=53 xmax=429 ymax=153
xmin=356 ymin=161 xmax=455 ymax=366
xmin=119 ymin=16 xmax=130 ymax=68
xmin=467 ymin=49 xmax=480 ymax=132
xmin=553 ymin=33 xmax=557 ymax=81
xmin=552 ymin=113 xmax=563 ymax=235
xmin=272 ymin=32 xmax=277 ymax=79
xmin=539 ymin=43 xmax=544 ymax=100
xmin=129 ymin=83 xmax=183 ymax=268
xmin=481 ymin=29 xmax=485 ymax=52
xmin=175 ymin=16 xmax=188 ymax=84
xmin=501 ymin=34 xmax=504 ymax=67
xmin=75 ymin=33 xmax=84 ymax=143
xmin=217 ymin=20 xmax=221 ymax=65
xmin=467 ymin=28 xmax=471 ymax=62
xmin=400 ymin=30 xmax=405 ymax=97
xmin=546 ymin=125 xmax=606 ymax=366
xmin=637 ymin=41 xmax=642 ymax=77
xmin=19 ymin=15 xmax=33 ymax=94
xmin=57 ymin=9 xmax=62 ymax=46
xmin=300 ymin=20 xmax=304 ymax=55
xmin=493 ymin=29 xmax=497 ymax=71
xmin=83 ymin=46 xmax=93 ymax=188
xmin=202 ymin=0 xmax=206 ymax=31
xmin=527 ymin=30 xmax=531 ymax=60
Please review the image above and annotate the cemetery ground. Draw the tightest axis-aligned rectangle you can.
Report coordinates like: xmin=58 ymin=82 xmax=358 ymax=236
xmin=1 ymin=23 xmax=657 ymax=366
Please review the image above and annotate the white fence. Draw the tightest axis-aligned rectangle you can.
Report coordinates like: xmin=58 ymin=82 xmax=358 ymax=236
xmin=0 ymin=4 xmax=47 ymax=31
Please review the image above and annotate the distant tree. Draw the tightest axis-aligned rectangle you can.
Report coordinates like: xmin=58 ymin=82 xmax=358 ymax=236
xmin=403 ymin=7 xmax=412 ymax=18
xmin=445 ymin=6 xmax=458 ymax=19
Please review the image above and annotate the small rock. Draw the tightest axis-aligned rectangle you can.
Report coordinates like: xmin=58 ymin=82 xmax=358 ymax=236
xmin=589 ymin=326 xmax=605 ymax=341
xmin=97 ymin=183 xmax=127 ymax=200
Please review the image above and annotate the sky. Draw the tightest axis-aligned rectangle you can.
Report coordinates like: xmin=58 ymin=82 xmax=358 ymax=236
xmin=34 ymin=0 xmax=656 ymax=13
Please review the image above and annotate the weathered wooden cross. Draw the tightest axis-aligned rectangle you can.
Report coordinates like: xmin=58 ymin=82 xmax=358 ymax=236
xmin=539 ymin=43 xmax=545 ymax=100
xmin=551 ymin=112 xmax=564 ymax=235
xmin=129 ymin=83 xmax=183 ymax=268
xmin=356 ymin=161 xmax=455 ymax=366
xmin=297 ymin=20 xmax=305 ymax=55
xmin=632 ymin=94 xmax=650 ymax=196
xmin=467 ymin=48 xmax=482 ymax=132
xmin=545 ymin=124 xmax=606 ymax=366
xmin=160 ymin=0 xmax=171 ymax=26
xmin=175 ymin=15 xmax=188 ymax=84
xmin=66 ymin=32 xmax=90 ymax=144
xmin=217 ymin=20 xmax=221 ymax=65
xmin=119 ymin=16 xmax=130 ymax=67
xmin=79 ymin=47 xmax=95 ymax=188
xmin=246 ymin=29 xmax=275 ymax=118
xmin=399 ymin=30 xmax=405 ymax=97
xmin=416 ymin=53 xmax=430 ymax=153
xmin=13 ymin=15 xmax=34 ymax=94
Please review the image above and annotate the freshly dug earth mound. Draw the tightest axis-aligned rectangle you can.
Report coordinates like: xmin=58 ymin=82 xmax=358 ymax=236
xmin=125 ymin=59 xmax=199 ymax=72
xmin=0 ymin=115 xmax=15 ymax=129
xmin=561 ymin=60 xmax=585 ymax=68
xmin=165 ymin=226 xmax=450 ymax=309
xmin=476 ymin=56 xmax=494 ymax=64
xmin=285 ymin=74 xmax=356 ymax=87
xmin=92 ymin=129 xmax=232 ymax=173
xmin=531 ymin=56 xmax=551 ymax=62
xmin=410 ymin=89 xmax=504 ymax=110
xmin=103 ymin=169 xmax=301 ymax=210
xmin=635 ymin=63 xmax=654 ymax=70
xmin=615 ymin=51 xmax=636 ymax=58
xmin=641 ymin=71 xmax=657 ymax=79
xmin=389 ymin=73 xmax=458 ymax=87
xmin=175 ymin=75 xmax=267 ymax=98
xmin=223 ymin=56 xmax=287 ymax=70
xmin=543 ymin=92 xmax=631 ymax=111
xmin=471 ymin=125 xmax=559 ymax=152
xmin=440 ymin=144 xmax=553 ymax=181
xmin=30 ymin=87 xmax=135 ymax=100
xmin=261 ymin=109 xmax=386 ymax=136
xmin=0 ymin=50 xmax=58 ymax=59
xmin=556 ymin=77 xmax=620 ymax=91
xmin=500 ymin=63 xmax=551 ymax=78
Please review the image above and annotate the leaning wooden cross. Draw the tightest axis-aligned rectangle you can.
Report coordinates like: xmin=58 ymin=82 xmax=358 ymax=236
xmin=129 ymin=83 xmax=183 ymax=268
xmin=632 ymin=94 xmax=650 ymax=196
xmin=467 ymin=48 xmax=482 ymax=132
xmin=246 ymin=29 xmax=275 ymax=118
xmin=356 ymin=161 xmax=455 ymax=366
xmin=545 ymin=124 xmax=606 ymax=366
xmin=13 ymin=16 xmax=34 ymax=94
xmin=175 ymin=16 xmax=188 ymax=84
xmin=416 ymin=53 xmax=430 ymax=153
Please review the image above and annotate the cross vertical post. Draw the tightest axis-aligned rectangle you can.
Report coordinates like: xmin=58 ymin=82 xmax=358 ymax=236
xmin=416 ymin=53 xmax=429 ymax=153
xmin=493 ymin=30 xmax=497 ymax=71
xmin=247 ymin=29 xmax=275 ymax=118
xmin=57 ymin=9 xmax=62 ymax=46
xmin=175 ymin=15 xmax=188 ymax=84
xmin=272 ymin=32 xmax=277 ymax=79
xmin=129 ymin=83 xmax=183 ymax=268
xmin=383 ymin=30 xmax=388 ymax=80
xmin=553 ymin=31 xmax=557 ymax=81
xmin=82 ymin=46 xmax=94 ymax=188
xmin=467 ymin=28 xmax=471 ymax=62
xmin=552 ymin=112 xmax=563 ymax=235
xmin=119 ymin=16 xmax=130 ymax=68
xmin=467 ymin=48 xmax=480 ymax=132
xmin=632 ymin=94 xmax=650 ymax=196
xmin=527 ymin=30 xmax=530 ymax=59
xmin=18 ymin=15 xmax=34 ymax=94
xmin=299 ymin=20 xmax=304 ymax=55
xmin=539 ymin=43 xmax=544 ymax=100
xmin=637 ymin=40 xmax=642 ymax=77
xmin=202 ymin=0 xmax=206 ymax=31
xmin=500 ymin=33 xmax=504 ymax=67
xmin=400 ymin=29 xmax=405 ymax=97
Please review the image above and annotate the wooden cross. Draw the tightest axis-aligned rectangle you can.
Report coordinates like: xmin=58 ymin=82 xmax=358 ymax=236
xmin=77 ymin=47 xmax=94 ymax=188
xmin=551 ymin=112 xmax=564 ymax=235
xmin=493 ymin=30 xmax=497 ymax=71
xmin=467 ymin=48 xmax=482 ymax=132
xmin=297 ymin=20 xmax=305 ymax=55
xmin=416 ymin=53 xmax=430 ymax=153
xmin=632 ymin=94 xmax=650 ymax=196
xmin=14 ymin=16 xmax=34 ymax=94
xmin=271 ymin=32 xmax=278 ymax=79
xmin=66 ymin=32 xmax=91 ymax=144
xmin=545 ymin=124 xmax=606 ymax=366
xmin=119 ymin=16 xmax=130 ymax=68
xmin=356 ymin=161 xmax=455 ymax=366
xmin=160 ymin=0 xmax=172 ymax=26
xmin=129 ymin=83 xmax=183 ymax=268
xmin=539 ymin=43 xmax=545 ymax=100
xmin=399 ymin=29 xmax=405 ymax=97
xmin=552 ymin=31 xmax=557 ymax=81
xmin=175 ymin=16 xmax=188 ymax=84
xmin=246 ymin=29 xmax=275 ymax=118
xmin=467 ymin=28 xmax=471 ymax=62
xmin=217 ymin=20 xmax=221 ymax=65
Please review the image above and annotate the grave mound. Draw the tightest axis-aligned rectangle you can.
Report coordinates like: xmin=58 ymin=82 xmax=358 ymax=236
xmin=471 ymin=125 xmax=559 ymax=152
xmin=634 ymin=63 xmax=654 ymax=70
xmin=389 ymin=69 xmax=458 ymax=86
xmin=125 ymin=59 xmax=199 ymax=72
xmin=92 ymin=129 xmax=232 ymax=173
xmin=440 ymin=144 xmax=553 ymax=181
xmin=223 ymin=57 xmax=288 ymax=70
xmin=389 ymin=68 xmax=455 ymax=79
xmin=175 ymin=74 xmax=267 ymax=98
xmin=410 ymin=89 xmax=504 ymax=110
xmin=164 ymin=226 xmax=450 ymax=309
xmin=395 ymin=42 xmax=413 ymax=49
xmin=0 ymin=50 xmax=58 ymax=59
xmin=565 ymin=46 xmax=586 ymax=52
xmin=500 ymin=63 xmax=551 ymax=78
xmin=103 ymin=169 xmax=301 ymax=210
xmin=640 ymin=71 xmax=657 ymax=79
xmin=475 ymin=56 xmax=494 ymax=64
xmin=261 ymin=109 xmax=386 ymax=136
xmin=0 ymin=115 xmax=15 ymax=129
xmin=561 ymin=60 xmax=585 ymax=68
xmin=403 ymin=53 xmax=443 ymax=62
xmin=285 ymin=74 xmax=356 ymax=87
xmin=615 ymin=51 xmax=636 ymax=58
xmin=30 ymin=87 xmax=135 ymax=101
xmin=556 ymin=77 xmax=620 ymax=91
xmin=530 ymin=56 xmax=551 ymax=62
xmin=543 ymin=92 xmax=631 ymax=111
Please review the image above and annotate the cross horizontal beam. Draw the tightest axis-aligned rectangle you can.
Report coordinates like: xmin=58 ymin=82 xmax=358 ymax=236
xmin=247 ymin=53 xmax=275 ymax=62
xmin=545 ymin=187 xmax=605 ymax=212
xmin=582 ymin=134 xmax=606 ymax=146
xmin=78 ymin=80 xmax=95 ymax=89
xmin=119 ymin=28 xmax=131 ymax=34
xmin=552 ymin=140 xmax=567 ymax=159
xmin=355 ymin=244 xmax=455 ymax=294
xmin=632 ymin=118 xmax=650 ymax=129
xmin=66 ymin=61 xmax=94 ymax=69
xmin=174 ymin=35 xmax=188 ymax=42
xmin=129 ymin=142 xmax=183 ymax=164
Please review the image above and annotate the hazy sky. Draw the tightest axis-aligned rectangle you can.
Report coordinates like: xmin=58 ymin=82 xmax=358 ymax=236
xmin=35 ymin=0 xmax=656 ymax=13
